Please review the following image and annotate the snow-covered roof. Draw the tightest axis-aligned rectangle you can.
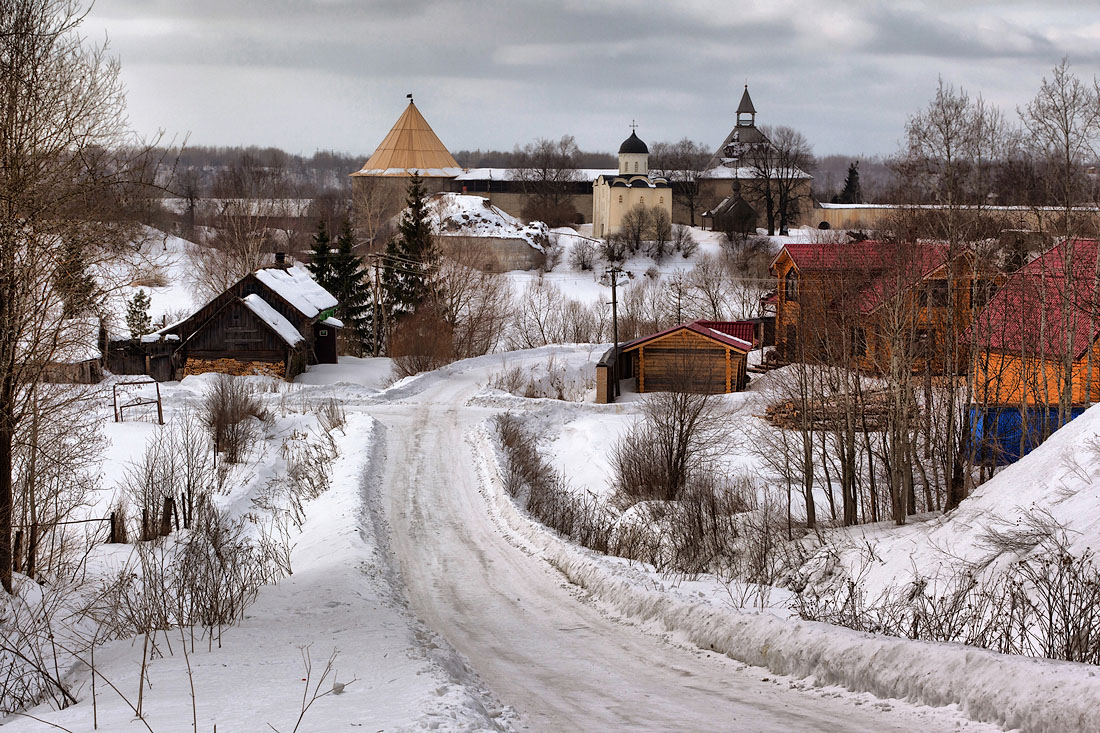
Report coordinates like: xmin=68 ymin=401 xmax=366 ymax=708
xmin=254 ymin=266 xmax=338 ymax=320
xmin=242 ymin=294 xmax=304 ymax=346
xmin=453 ymin=168 xmax=616 ymax=182
xmin=702 ymin=165 xmax=813 ymax=180
xmin=321 ymin=316 xmax=344 ymax=328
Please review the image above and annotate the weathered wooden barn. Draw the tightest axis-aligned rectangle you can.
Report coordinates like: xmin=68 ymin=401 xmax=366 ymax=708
xmin=115 ymin=263 xmax=340 ymax=381
xmin=596 ymin=320 xmax=756 ymax=403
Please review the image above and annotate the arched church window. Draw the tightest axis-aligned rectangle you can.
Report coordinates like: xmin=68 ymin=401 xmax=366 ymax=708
xmin=659 ymin=196 xmax=664 ymax=204
xmin=633 ymin=162 xmax=638 ymax=172
xmin=618 ymin=195 xmax=623 ymax=204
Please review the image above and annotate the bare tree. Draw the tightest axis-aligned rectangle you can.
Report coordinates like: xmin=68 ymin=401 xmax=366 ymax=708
xmin=0 ymin=0 xmax=160 ymax=592
xmin=743 ymin=126 xmax=816 ymax=235
xmin=513 ymin=135 xmax=582 ymax=226
xmin=619 ymin=203 xmax=652 ymax=255
xmin=650 ymin=139 xmax=712 ymax=226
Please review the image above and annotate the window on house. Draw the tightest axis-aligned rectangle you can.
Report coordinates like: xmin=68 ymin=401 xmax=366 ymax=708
xmin=924 ymin=280 xmax=949 ymax=308
xmin=785 ymin=270 xmax=799 ymax=302
xmin=914 ymin=328 xmax=933 ymax=357
xmin=320 ymin=329 xmax=328 ymax=337
xmin=852 ymin=326 xmax=867 ymax=357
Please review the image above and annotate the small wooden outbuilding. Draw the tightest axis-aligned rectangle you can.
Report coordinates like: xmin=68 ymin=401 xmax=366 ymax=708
xmin=597 ymin=320 xmax=755 ymax=403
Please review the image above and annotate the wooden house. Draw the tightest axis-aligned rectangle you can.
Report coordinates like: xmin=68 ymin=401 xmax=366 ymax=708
xmin=596 ymin=320 xmax=755 ymax=403
xmin=770 ymin=241 xmax=978 ymax=374
xmin=145 ymin=263 xmax=340 ymax=381
xmin=971 ymin=238 xmax=1100 ymax=407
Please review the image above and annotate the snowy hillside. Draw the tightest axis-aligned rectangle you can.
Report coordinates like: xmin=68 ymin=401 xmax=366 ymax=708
xmin=431 ymin=193 xmax=548 ymax=250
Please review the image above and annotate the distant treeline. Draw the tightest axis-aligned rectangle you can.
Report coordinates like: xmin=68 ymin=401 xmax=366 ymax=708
xmin=163 ymin=144 xmax=902 ymax=204
xmin=451 ymin=149 xmax=618 ymax=169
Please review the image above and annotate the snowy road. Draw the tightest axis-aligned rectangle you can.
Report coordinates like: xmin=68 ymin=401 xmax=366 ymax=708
xmin=371 ymin=361 xmax=987 ymax=732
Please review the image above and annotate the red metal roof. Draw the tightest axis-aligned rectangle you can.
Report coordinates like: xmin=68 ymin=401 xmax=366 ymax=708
xmin=773 ymin=240 xmax=955 ymax=314
xmin=974 ymin=239 xmax=1100 ymax=360
xmin=620 ymin=319 xmax=755 ymax=353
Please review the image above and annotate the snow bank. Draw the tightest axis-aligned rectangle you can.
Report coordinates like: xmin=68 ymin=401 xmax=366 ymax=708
xmin=808 ymin=401 xmax=1100 ymax=605
xmin=431 ymin=193 xmax=548 ymax=251
xmin=472 ymin=423 xmax=1100 ymax=733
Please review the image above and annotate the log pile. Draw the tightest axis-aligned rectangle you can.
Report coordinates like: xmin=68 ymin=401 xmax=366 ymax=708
xmin=762 ymin=389 xmax=914 ymax=432
xmin=184 ymin=358 xmax=285 ymax=380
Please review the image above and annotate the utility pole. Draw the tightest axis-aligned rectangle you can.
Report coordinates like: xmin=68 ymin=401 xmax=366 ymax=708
xmin=371 ymin=255 xmax=383 ymax=358
xmin=608 ymin=265 xmax=623 ymax=398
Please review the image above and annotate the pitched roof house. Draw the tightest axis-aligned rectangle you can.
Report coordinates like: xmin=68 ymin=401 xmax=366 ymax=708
xmin=770 ymin=241 xmax=976 ymax=373
xmin=596 ymin=319 xmax=757 ymax=403
xmin=971 ymin=238 xmax=1100 ymax=407
xmin=153 ymin=263 xmax=341 ymax=380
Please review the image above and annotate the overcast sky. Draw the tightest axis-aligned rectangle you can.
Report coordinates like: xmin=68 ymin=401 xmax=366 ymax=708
xmin=83 ymin=0 xmax=1099 ymax=161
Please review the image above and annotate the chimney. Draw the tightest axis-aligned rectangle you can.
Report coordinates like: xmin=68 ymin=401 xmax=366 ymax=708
xmin=272 ymin=252 xmax=289 ymax=269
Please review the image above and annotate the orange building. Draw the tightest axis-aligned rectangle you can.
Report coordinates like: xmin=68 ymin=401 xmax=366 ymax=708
xmin=770 ymin=241 xmax=977 ymax=374
xmin=971 ymin=239 xmax=1100 ymax=407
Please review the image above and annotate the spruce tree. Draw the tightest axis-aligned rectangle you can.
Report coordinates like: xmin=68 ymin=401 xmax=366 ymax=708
xmin=833 ymin=161 xmax=863 ymax=204
xmin=307 ymin=219 xmax=335 ymax=286
xmin=329 ymin=221 xmax=375 ymax=356
xmin=126 ymin=289 xmax=153 ymax=340
xmin=382 ymin=173 xmax=437 ymax=319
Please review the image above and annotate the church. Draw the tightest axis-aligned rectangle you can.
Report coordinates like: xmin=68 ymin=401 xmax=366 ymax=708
xmin=591 ymin=128 xmax=672 ymax=238
xmin=349 ymin=86 xmax=812 ymax=236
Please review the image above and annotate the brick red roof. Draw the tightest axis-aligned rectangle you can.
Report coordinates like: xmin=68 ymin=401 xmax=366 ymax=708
xmin=974 ymin=239 xmax=1100 ymax=360
xmin=621 ymin=319 xmax=755 ymax=353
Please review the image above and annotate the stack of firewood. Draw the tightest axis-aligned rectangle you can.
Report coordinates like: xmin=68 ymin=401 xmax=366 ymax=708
xmin=762 ymin=389 xmax=914 ymax=431
xmin=183 ymin=358 xmax=284 ymax=379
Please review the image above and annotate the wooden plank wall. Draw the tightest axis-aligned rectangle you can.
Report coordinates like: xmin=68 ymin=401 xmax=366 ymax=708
xmin=631 ymin=330 xmax=747 ymax=394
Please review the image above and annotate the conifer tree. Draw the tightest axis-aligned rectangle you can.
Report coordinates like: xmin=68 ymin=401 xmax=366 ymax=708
xmin=126 ymin=289 xmax=153 ymax=340
xmin=833 ymin=161 xmax=863 ymax=204
xmin=383 ymin=173 xmax=438 ymax=319
xmin=307 ymin=219 xmax=335 ymax=285
xmin=329 ymin=221 xmax=375 ymax=355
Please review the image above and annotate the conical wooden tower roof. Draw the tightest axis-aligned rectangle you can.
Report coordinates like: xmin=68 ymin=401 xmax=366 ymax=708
xmin=352 ymin=100 xmax=460 ymax=177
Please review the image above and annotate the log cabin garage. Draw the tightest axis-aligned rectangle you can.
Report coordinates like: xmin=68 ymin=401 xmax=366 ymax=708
xmin=598 ymin=320 xmax=755 ymax=402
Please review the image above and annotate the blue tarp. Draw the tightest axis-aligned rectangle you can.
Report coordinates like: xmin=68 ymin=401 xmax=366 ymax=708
xmin=969 ymin=405 xmax=1088 ymax=465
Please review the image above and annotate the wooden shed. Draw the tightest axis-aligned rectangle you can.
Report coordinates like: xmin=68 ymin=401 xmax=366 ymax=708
xmin=600 ymin=320 xmax=755 ymax=402
xmin=123 ymin=263 xmax=343 ymax=381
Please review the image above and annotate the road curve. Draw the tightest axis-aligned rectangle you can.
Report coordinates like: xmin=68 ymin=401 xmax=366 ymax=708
xmin=370 ymin=361 xmax=982 ymax=732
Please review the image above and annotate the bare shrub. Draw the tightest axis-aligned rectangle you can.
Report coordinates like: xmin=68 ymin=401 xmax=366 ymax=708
xmin=612 ymin=389 xmax=730 ymax=502
xmin=569 ymin=239 xmax=598 ymax=270
xmin=793 ymin=518 xmax=1100 ymax=664
xmin=600 ymin=231 xmax=629 ymax=263
xmin=509 ymin=281 xmax=608 ymax=348
xmin=390 ymin=306 xmax=455 ymax=378
xmin=316 ymin=397 xmax=346 ymax=435
xmin=0 ymin=583 xmax=81 ymax=713
xmin=542 ymin=232 xmax=564 ymax=271
xmin=202 ymin=374 xmax=267 ymax=464
xmin=494 ymin=413 xmax=612 ymax=552
xmin=673 ymin=224 xmax=698 ymax=257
